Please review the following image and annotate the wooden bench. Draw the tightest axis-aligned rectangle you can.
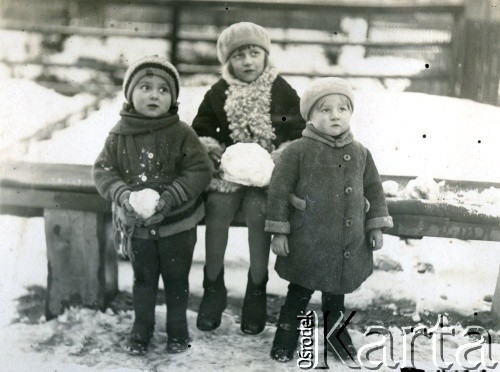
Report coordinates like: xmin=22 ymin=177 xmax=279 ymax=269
xmin=1 ymin=160 xmax=500 ymax=320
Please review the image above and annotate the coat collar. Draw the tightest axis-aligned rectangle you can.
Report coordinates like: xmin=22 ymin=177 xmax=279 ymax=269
xmin=302 ymin=123 xmax=354 ymax=148
xmin=110 ymin=103 xmax=180 ymax=135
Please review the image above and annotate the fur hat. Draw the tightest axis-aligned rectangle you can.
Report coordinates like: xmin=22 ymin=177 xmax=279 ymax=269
xmin=216 ymin=22 xmax=271 ymax=64
xmin=300 ymin=77 xmax=355 ymax=121
xmin=123 ymin=55 xmax=180 ymax=106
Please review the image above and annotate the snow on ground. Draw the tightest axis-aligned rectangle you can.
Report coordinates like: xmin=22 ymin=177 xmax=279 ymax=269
xmin=0 ymin=79 xmax=94 ymax=152
xmin=350 ymin=91 xmax=500 ymax=183
xmin=1 ymin=215 xmax=499 ymax=371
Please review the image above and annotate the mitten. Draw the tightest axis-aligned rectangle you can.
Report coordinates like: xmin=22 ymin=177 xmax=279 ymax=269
xmin=158 ymin=192 xmax=176 ymax=217
xmin=118 ymin=190 xmax=134 ymax=213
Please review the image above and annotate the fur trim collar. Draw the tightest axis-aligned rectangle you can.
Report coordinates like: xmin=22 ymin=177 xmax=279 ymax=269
xmin=222 ymin=63 xmax=279 ymax=152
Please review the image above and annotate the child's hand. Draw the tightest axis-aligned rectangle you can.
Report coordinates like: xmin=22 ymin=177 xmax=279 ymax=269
xmin=367 ymin=228 xmax=383 ymax=250
xmin=143 ymin=212 xmax=165 ymax=226
xmin=271 ymin=234 xmax=289 ymax=256
xmin=209 ymin=147 xmax=223 ymax=164
xmin=208 ymin=148 xmax=223 ymax=175
xmin=155 ymin=198 xmax=167 ymax=213
xmin=119 ymin=191 xmax=134 ymax=214
xmin=135 ymin=216 xmax=146 ymax=227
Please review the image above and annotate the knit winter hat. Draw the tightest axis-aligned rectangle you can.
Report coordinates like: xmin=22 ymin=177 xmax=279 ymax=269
xmin=123 ymin=55 xmax=180 ymax=106
xmin=216 ymin=22 xmax=271 ymax=64
xmin=300 ymin=77 xmax=355 ymax=120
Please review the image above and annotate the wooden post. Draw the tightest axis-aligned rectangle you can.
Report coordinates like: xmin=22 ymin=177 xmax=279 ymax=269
xmin=460 ymin=0 xmax=500 ymax=105
xmin=492 ymin=265 xmax=500 ymax=321
xmin=44 ymin=209 xmax=117 ymax=319
xmin=69 ymin=0 xmax=105 ymax=27
xmin=169 ymin=4 xmax=181 ymax=66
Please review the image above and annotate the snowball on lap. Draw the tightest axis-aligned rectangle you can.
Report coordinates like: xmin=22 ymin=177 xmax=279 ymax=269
xmin=220 ymin=143 xmax=275 ymax=187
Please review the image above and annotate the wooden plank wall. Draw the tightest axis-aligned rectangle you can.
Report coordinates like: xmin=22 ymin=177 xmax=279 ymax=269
xmin=4 ymin=0 xmax=499 ymax=104
xmin=461 ymin=20 xmax=500 ymax=105
xmin=460 ymin=0 xmax=500 ymax=105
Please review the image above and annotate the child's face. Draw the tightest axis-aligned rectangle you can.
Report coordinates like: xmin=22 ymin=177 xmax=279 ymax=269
xmin=131 ymin=75 xmax=172 ymax=117
xmin=229 ymin=45 xmax=266 ymax=83
xmin=309 ymin=94 xmax=352 ymax=137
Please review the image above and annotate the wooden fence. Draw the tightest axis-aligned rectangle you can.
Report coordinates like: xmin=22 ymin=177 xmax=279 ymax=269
xmin=459 ymin=0 xmax=500 ymax=105
xmin=0 ymin=0 xmax=469 ymax=98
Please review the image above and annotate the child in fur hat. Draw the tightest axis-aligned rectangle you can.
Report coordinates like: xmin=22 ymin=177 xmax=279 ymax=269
xmin=93 ymin=56 xmax=212 ymax=355
xmin=265 ymin=77 xmax=393 ymax=363
xmin=192 ymin=22 xmax=305 ymax=335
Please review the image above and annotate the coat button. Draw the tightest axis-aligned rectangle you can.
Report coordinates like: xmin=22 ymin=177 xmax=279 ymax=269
xmin=343 ymin=154 xmax=351 ymax=161
xmin=345 ymin=219 xmax=353 ymax=227
xmin=150 ymin=230 xmax=156 ymax=235
xmin=345 ymin=187 xmax=353 ymax=195
xmin=344 ymin=251 xmax=351 ymax=259
xmin=216 ymin=127 xmax=221 ymax=132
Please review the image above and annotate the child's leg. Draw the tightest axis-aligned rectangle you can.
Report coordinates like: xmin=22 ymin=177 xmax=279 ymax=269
xmin=129 ymin=238 xmax=161 ymax=344
xmin=158 ymin=228 xmax=197 ymax=353
xmin=240 ymin=188 xmax=271 ymax=334
xmin=197 ymin=190 xmax=244 ymax=331
xmin=204 ymin=190 xmax=244 ymax=280
xmin=271 ymin=283 xmax=314 ymax=362
xmin=242 ymin=188 xmax=271 ymax=284
xmin=321 ymin=292 xmax=357 ymax=361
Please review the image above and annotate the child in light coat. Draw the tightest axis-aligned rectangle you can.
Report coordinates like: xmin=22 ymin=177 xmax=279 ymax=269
xmin=192 ymin=22 xmax=305 ymax=335
xmin=93 ymin=56 xmax=212 ymax=355
xmin=265 ymin=78 xmax=393 ymax=363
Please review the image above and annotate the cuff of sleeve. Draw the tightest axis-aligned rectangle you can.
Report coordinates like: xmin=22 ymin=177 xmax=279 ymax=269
xmin=111 ymin=181 xmax=132 ymax=204
xmin=199 ymin=136 xmax=225 ymax=154
xmin=163 ymin=182 xmax=188 ymax=207
xmin=365 ymin=216 xmax=393 ymax=232
xmin=265 ymin=220 xmax=290 ymax=234
xmin=118 ymin=190 xmax=132 ymax=207
xmin=160 ymin=191 xmax=176 ymax=212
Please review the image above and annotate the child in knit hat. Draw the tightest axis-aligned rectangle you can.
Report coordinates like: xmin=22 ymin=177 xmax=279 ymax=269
xmin=192 ymin=22 xmax=305 ymax=335
xmin=265 ymin=77 xmax=393 ymax=363
xmin=93 ymin=56 xmax=212 ymax=355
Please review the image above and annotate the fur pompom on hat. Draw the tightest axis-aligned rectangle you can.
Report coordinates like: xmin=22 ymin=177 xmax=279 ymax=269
xmin=300 ymin=77 xmax=355 ymax=121
xmin=216 ymin=22 xmax=271 ymax=63
xmin=123 ymin=55 xmax=180 ymax=106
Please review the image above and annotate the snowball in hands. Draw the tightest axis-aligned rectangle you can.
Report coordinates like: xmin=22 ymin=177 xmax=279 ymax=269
xmin=129 ymin=188 xmax=160 ymax=219
xmin=220 ymin=143 xmax=275 ymax=187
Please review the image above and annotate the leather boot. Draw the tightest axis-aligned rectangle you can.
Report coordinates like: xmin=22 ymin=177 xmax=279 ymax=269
xmin=196 ymin=266 xmax=227 ymax=331
xmin=241 ymin=270 xmax=268 ymax=334
xmin=322 ymin=293 xmax=358 ymax=364
xmin=270 ymin=283 xmax=313 ymax=362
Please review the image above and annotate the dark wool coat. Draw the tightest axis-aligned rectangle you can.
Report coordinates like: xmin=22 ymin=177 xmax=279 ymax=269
xmin=265 ymin=127 xmax=393 ymax=294
xmin=192 ymin=75 xmax=305 ymax=149
xmin=93 ymin=114 xmax=212 ymax=238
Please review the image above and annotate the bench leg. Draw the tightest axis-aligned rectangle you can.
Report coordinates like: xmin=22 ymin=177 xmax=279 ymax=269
xmin=492 ymin=265 xmax=500 ymax=321
xmin=44 ymin=209 xmax=118 ymax=319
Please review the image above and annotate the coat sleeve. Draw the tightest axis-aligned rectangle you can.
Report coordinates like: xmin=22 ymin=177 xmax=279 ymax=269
xmin=161 ymin=126 xmax=213 ymax=207
xmin=92 ymin=135 xmax=131 ymax=204
xmin=271 ymin=77 xmax=306 ymax=145
xmin=265 ymin=143 xmax=301 ymax=234
xmin=192 ymin=89 xmax=219 ymax=139
xmin=363 ymin=149 xmax=393 ymax=231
